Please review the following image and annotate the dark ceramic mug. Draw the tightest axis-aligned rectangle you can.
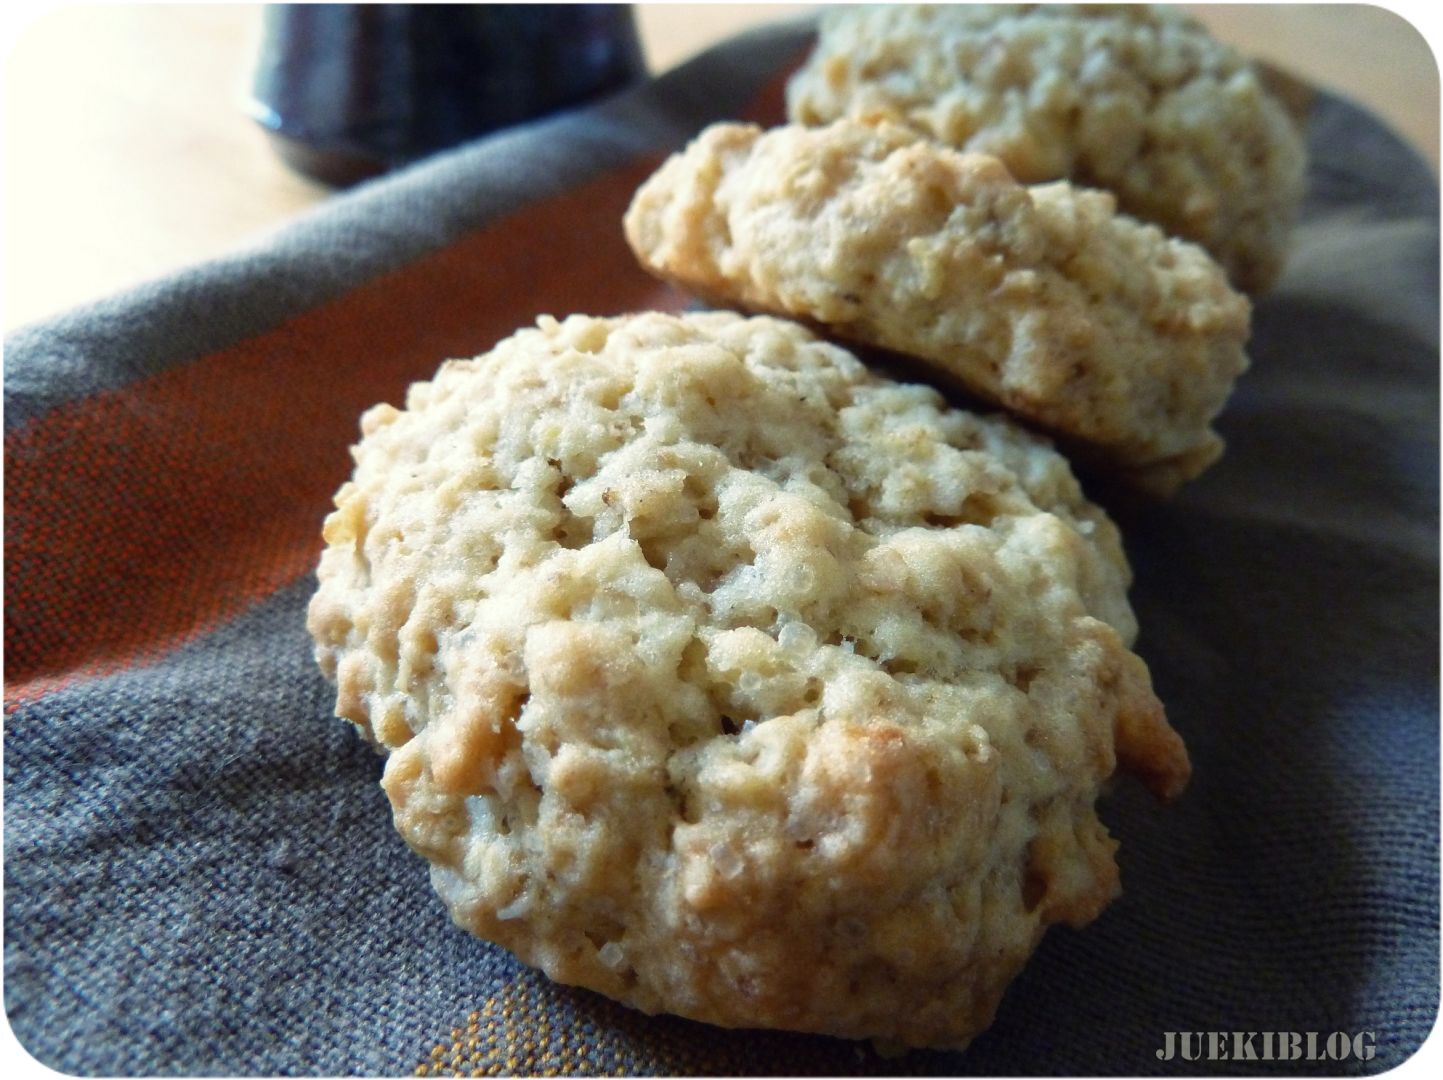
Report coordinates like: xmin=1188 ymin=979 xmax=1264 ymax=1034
xmin=251 ymin=3 xmax=647 ymax=186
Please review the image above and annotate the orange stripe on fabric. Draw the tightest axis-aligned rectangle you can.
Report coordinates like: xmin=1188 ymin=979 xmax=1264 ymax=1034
xmin=4 ymin=157 xmax=688 ymax=710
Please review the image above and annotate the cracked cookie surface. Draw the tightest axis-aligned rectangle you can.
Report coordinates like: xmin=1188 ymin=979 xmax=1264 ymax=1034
xmin=786 ymin=3 xmax=1308 ymax=293
xmin=307 ymin=310 xmax=1188 ymax=1049
xmin=625 ymin=121 xmax=1251 ymax=493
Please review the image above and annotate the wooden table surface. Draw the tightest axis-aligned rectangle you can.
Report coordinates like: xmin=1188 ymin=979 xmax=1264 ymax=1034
xmin=4 ymin=3 xmax=1437 ymax=332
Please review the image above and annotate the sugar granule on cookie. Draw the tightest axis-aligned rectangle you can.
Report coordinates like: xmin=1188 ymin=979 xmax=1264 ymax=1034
xmin=625 ymin=121 xmax=1251 ymax=494
xmin=786 ymin=3 xmax=1308 ymax=293
xmin=307 ymin=311 xmax=1189 ymax=1050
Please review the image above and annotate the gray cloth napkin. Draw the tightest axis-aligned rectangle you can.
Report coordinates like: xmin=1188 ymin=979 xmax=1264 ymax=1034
xmin=5 ymin=20 xmax=1437 ymax=1076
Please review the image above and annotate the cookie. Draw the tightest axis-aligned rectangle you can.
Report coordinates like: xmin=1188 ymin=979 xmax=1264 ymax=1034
xmin=786 ymin=3 xmax=1308 ymax=293
xmin=307 ymin=311 xmax=1188 ymax=1050
xmin=624 ymin=120 xmax=1251 ymax=494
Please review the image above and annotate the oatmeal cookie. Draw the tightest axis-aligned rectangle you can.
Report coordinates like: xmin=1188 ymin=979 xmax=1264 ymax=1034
xmin=624 ymin=121 xmax=1251 ymax=493
xmin=786 ymin=3 xmax=1307 ymax=293
xmin=307 ymin=311 xmax=1188 ymax=1049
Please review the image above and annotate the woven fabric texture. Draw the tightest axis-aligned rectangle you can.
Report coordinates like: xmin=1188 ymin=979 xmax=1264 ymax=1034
xmin=5 ymin=20 xmax=1438 ymax=1077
